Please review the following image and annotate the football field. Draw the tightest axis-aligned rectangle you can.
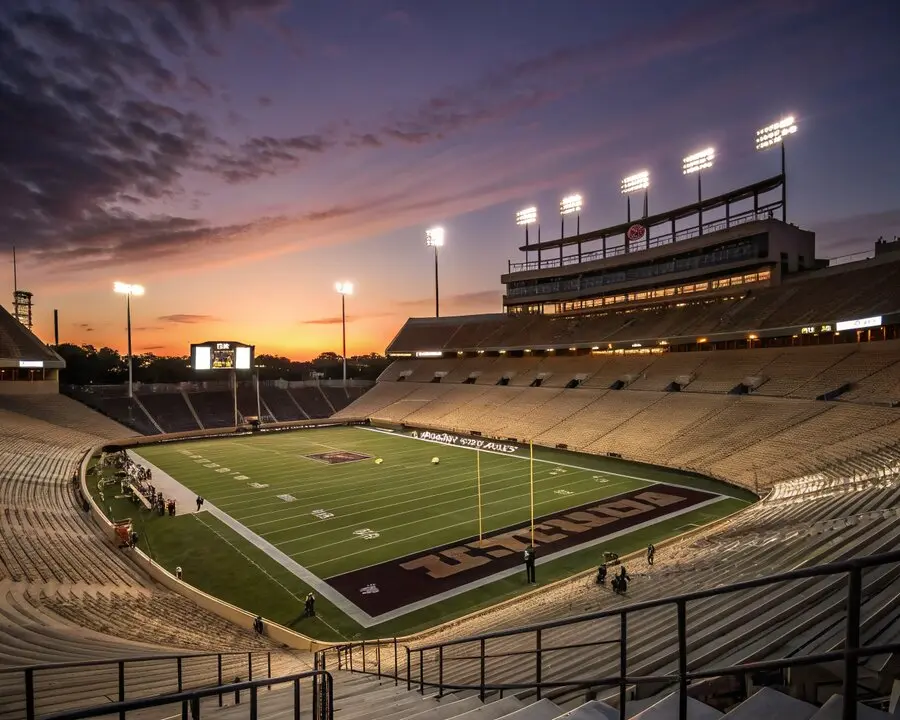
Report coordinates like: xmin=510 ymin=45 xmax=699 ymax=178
xmin=130 ymin=425 xmax=754 ymax=635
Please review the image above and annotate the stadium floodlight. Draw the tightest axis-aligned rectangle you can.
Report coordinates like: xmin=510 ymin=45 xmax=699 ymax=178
xmin=335 ymin=282 xmax=353 ymax=383
xmin=425 ymin=227 xmax=445 ymax=317
xmin=425 ymin=226 xmax=445 ymax=247
xmin=755 ymin=115 xmax=797 ymax=151
xmin=516 ymin=207 xmax=537 ymax=226
xmin=559 ymin=194 xmax=583 ymax=238
xmin=682 ymin=147 xmax=715 ymax=175
xmin=113 ymin=281 xmax=145 ymax=399
xmin=559 ymin=194 xmax=582 ymax=215
xmin=683 ymin=148 xmax=715 ymax=233
xmin=516 ymin=207 xmax=539 ymax=260
xmin=755 ymin=115 xmax=797 ymax=221
xmin=621 ymin=171 xmax=650 ymax=224
xmin=620 ymin=171 xmax=650 ymax=194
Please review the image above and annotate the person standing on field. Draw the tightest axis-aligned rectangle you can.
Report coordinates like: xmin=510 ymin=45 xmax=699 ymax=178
xmin=524 ymin=545 xmax=536 ymax=584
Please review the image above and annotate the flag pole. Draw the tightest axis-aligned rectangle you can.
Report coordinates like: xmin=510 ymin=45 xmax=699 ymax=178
xmin=529 ymin=441 xmax=535 ymax=545
xmin=476 ymin=449 xmax=483 ymax=542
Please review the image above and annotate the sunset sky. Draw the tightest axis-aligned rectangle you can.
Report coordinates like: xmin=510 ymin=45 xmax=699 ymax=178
xmin=2 ymin=0 xmax=899 ymax=360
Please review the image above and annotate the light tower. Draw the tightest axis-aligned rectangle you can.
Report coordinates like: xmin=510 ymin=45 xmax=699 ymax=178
xmin=559 ymin=194 xmax=583 ymax=238
xmin=755 ymin=115 xmax=797 ymax=221
xmin=335 ymin=281 xmax=353 ymax=383
xmin=425 ymin=227 xmax=445 ymax=318
xmin=113 ymin=281 xmax=145 ymax=399
xmin=621 ymin=171 xmax=650 ymax=223
xmin=516 ymin=207 xmax=537 ymax=265
xmin=682 ymin=147 xmax=715 ymax=234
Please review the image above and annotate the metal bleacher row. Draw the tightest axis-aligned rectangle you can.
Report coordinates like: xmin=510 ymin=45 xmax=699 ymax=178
xmin=0 ymin=394 xmax=310 ymax=720
xmin=67 ymin=383 xmax=370 ymax=435
xmin=333 ymin=342 xmax=900 ymax=492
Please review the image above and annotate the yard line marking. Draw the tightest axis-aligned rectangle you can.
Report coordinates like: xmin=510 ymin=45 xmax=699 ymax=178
xmin=194 ymin=514 xmax=343 ymax=637
xmin=358 ymin=425 xmax=720 ymax=495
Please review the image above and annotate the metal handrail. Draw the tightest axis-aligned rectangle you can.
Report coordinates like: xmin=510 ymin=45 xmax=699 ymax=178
xmin=6 ymin=649 xmax=272 ymax=720
xmin=318 ymin=550 xmax=900 ymax=720
xmin=40 ymin=670 xmax=333 ymax=720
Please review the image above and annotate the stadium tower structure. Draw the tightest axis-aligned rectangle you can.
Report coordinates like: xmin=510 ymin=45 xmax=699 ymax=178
xmin=386 ymin=173 xmax=900 ymax=359
xmin=0 ymin=302 xmax=65 ymax=392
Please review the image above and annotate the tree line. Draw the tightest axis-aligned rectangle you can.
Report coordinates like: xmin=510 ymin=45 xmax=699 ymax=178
xmin=54 ymin=344 xmax=393 ymax=386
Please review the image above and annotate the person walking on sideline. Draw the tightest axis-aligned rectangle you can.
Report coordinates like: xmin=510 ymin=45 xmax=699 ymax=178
xmin=647 ymin=544 xmax=656 ymax=566
xmin=196 ymin=496 xmax=204 ymax=512
xmin=253 ymin=616 xmax=264 ymax=635
xmin=524 ymin=545 xmax=536 ymax=584
xmin=304 ymin=592 xmax=316 ymax=617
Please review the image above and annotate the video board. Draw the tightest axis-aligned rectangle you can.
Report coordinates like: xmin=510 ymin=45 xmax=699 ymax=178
xmin=191 ymin=342 xmax=254 ymax=371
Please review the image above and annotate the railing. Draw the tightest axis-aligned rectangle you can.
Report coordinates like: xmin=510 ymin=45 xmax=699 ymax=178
xmin=39 ymin=670 xmax=333 ymax=720
xmin=317 ymin=550 xmax=900 ymax=720
xmin=0 ymin=650 xmax=272 ymax=720
xmin=508 ymin=203 xmax=782 ymax=273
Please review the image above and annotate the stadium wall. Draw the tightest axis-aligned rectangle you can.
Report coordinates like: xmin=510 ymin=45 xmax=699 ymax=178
xmin=78 ymin=448 xmax=330 ymax=652
xmin=0 ymin=377 xmax=59 ymax=395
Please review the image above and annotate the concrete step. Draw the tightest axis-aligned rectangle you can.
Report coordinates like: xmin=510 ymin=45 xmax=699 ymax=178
xmin=810 ymin=695 xmax=895 ymax=719
xmin=553 ymin=699 xmax=619 ymax=719
xmin=630 ymin=693 xmax=722 ymax=719
xmin=493 ymin=698 xmax=563 ymax=720
xmin=721 ymin=687 xmax=817 ymax=719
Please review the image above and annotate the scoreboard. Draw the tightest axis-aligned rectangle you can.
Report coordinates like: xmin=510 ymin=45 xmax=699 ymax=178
xmin=191 ymin=341 xmax=254 ymax=371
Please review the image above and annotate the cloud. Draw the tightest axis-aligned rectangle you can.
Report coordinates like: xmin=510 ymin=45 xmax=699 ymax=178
xmin=158 ymin=314 xmax=222 ymax=324
xmin=397 ymin=290 xmax=502 ymax=312
xmin=140 ymin=345 xmax=167 ymax=351
xmin=810 ymin=209 xmax=900 ymax=256
xmin=208 ymin=134 xmax=332 ymax=183
xmin=257 ymin=95 xmax=273 ymax=106
xmin=134 ymin=326 xmax=165 ymax=332
xmin=76 ymin=322 xmax=95 ymax=332
xmin=300 ymin=312 xmax=392 ymax=325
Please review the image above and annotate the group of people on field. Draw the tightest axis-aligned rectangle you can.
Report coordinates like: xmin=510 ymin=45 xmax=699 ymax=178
xmin=523 ymin=543 xmax=657 ymax=596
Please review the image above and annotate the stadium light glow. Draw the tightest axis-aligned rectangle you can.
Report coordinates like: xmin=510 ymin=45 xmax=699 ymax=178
xmin=683 ymin=147 xmax=715 ymax=175
xmin=113 ymin=281 xmax=144 ymax=296
xmin=113 ymin=281 xmax=144 ymax=399
xmin=425 ymin=227 xmax=445 ymax=247
xmin=335 ymin=281 xmax=353 ymax=295
xmin=755 ymin=116 xmax=797 ymax=151
xmin=516 ymin=207 xmax=537 ymax=226
xmin=425 ymin=227 xmax=444 ymax=317
xmin=620 ymin=171 xmax=650 ymax=194
xmin=559 ymin=194 xmax=583 ymax=216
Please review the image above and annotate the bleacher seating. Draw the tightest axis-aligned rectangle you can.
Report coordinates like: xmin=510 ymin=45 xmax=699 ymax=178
xmin=136 ymin=391 xmax=200 ymax=432
xmin=187 ymin=390 xmax=237 ymax=428
xmin=0 ymin=397 xmax=308 ymax=720
xmin=387 ymin=255 xmax=900 ymax=354
xmin=259 ymin=386 xmax=308 ymax=421
xmin=289 ymin=386 xmax=335 ymax=418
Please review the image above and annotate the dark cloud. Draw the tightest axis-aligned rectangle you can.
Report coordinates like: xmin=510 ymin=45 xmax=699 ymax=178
xmin=209 ymin=134 xmax=331 ymax=183
xmin=258 ymin=95 xmax=273 ymax=106
xmin=158 ymin=314 xmax=223 ymax=324
xmin=0 ymin=3 xmax=300 ymax=266
xmin=76 ymin=323 xmax=95 ymax=332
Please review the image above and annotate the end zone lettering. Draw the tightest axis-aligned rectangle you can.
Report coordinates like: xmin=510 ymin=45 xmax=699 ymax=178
xmin=413 ymin=430 xmax=519 ymax=454
xmin=326 ymin=483 xmax=717 ymax=617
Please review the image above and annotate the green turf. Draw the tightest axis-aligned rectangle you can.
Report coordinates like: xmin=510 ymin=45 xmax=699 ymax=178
xmin=90 ymin=426 xmax=755 ymax=640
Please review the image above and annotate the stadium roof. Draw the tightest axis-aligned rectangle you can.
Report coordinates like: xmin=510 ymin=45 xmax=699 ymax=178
xmin=0 ymin=303 xmax=65 ymax=368
xmin=519 ymin=174 xmax=784 ymax=252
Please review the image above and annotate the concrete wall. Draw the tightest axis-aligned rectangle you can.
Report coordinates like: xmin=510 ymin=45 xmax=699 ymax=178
xmin=0 ymin=377 xmax=59 ymax=395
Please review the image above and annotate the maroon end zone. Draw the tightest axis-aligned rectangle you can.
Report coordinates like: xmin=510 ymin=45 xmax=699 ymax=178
xmin=326 ymin=483 xmax=717 ymax=617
